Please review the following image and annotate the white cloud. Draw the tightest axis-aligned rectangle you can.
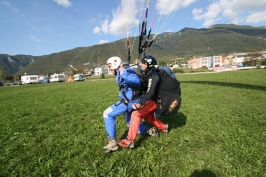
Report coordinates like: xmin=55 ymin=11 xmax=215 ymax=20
xmin=2 ymin=0 xmax=25 ymax=16
xmin=101 ymin=19 xmax=110 ymax=34
xmin=193 ymin=2 xmax=222 ymax=27
xmin=93 ymin=27 xmax=101 ymax=34
xmin=88 ymin=18 xmax=97 ymax=24
xmin=97 ymin=0 xmax=141 ymax=36
xmin=54 ymin=0 xmax=72 ymax=7
xmin=156 ymin=0 xmax=197 ymax=15
xmin=192 ymin=8 xmax=203 ymax=20
xmin=183 ymin=0 xmax=198 ymax=7
xmin=245 ymin=10 xmax=266 ymax=23
xmin=29 ymin=36 xmax=40 ymax=42
xmin=2 ymin=1 xmax=18 ymax=12
xmin=192 ymin=0 xmax=266 ymax=27
xmin=98 ymin=0 xmax=197 ymax=37
xmin=99 ymin=40 xmax=109 ymax=44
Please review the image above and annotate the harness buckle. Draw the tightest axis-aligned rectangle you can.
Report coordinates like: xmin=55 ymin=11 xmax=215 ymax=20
xmin=120 ymin=98 xmax=128 ymax=105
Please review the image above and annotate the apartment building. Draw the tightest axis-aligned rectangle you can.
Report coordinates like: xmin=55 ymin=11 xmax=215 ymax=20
xmin=188 ymin=55 xmax=225 ymax=68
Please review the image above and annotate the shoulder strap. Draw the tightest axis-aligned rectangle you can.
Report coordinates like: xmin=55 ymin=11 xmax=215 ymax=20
xmin=121 ymin=67 xmax=144 ymax=100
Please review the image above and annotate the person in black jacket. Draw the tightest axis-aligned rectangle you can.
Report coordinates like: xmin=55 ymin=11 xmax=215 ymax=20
xmin=118 ymin=55 xmax=168 ymax=148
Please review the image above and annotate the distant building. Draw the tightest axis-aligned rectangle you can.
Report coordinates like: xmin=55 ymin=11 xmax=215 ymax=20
xmin=213 ymin=55 xmax=226 ymax=67
xmin=226 ymin=52 xmax=247 ymax=66
xmin=226 ymin=51 xmax=266 ymax=66
xmin=188 ymin=55 xmax=225 ymax=68
xmin=188 ymin=58 xmax=200 ymax=69
xmin=262 ymin=51 xmax=266 ymax=58
xmin=94 ymin=68 xmax=102 ymax=75
xmin=94 ymin=65 xmax=112 ymax=76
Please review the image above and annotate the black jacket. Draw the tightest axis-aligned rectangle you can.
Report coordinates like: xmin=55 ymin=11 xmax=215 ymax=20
xmin=139 ymin=67 xmax=160 ymax=105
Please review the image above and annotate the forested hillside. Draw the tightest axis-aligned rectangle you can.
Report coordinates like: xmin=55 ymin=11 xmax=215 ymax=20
xmin=1 ymin=24 xmax=265 ymax=75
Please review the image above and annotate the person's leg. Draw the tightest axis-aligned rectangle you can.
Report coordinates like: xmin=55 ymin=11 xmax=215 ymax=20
xmin=144 ymin=114 xmax=168 ymax=133
xmin=103 ymin=101 xmax=128 ymax=138
xmin=124 ymin=110 xmax=148 ymax=135
xmin=144 ymin=101 xmax=168 ymax=133
xmin=118 ymin=110 xmax=140 ymax=148
xmin=103 ymin=101 xmax=127 ymax=152
xmin=127 ymin=110 xmax=141 ymax=142
xmin=119 ymin=100 xmax=159 ymax=148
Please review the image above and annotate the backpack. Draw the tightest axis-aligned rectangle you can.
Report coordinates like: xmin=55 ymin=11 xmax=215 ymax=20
xmin=130 ymin=65 xmax=182 ymax=116
xmin=155 ymin=65 xmax=182 ymax=116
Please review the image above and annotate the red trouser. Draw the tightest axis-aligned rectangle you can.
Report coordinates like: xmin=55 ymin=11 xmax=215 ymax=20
xmin=127 ymin=100 xmax=166 ymax=142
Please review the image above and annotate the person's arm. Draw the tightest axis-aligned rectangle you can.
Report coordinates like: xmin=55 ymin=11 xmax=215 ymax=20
xmin=120 ymin=68 xmax=140 ymax=87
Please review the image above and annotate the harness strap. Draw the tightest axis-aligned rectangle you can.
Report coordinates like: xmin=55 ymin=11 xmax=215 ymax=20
xmin=120 ymin=87 xmax=130 ymax=104
xmin=114 ymin=98 xmax=128 ymax=106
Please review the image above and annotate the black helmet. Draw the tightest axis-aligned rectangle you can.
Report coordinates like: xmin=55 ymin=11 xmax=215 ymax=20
xmin=141 ymin=55 xmax=157 ymax=67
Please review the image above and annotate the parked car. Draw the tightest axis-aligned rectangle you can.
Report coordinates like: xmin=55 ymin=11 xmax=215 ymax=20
xmin=84 ymin=71 xmax=92 ymax=76
xmin=74 ymin=74 xmax=86 ymax=81
xmin=13 ymin=81 xmax=22 ymax=85
xmin=39 ymin=77 xmax=50 ymax=83
xmin=4 ymin=82 xmax=13 ymax=86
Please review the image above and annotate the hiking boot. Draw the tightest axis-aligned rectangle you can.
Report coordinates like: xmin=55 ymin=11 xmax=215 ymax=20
xmin=163 ymin=124 xmax=168 ymax=134
xmin=103 ymin=139 xmax=119 ymax=153
xmin=118 ymin=139 xmax=134 ymax=148
xmin=147 ymin=127 xmax=159 ymax=137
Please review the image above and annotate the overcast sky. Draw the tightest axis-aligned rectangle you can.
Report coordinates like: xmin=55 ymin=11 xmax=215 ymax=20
xmin=1 ymin=0 xmax=266 ymax=56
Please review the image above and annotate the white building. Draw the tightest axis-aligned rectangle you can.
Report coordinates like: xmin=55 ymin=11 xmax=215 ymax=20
xmin=94 ymin=65 xmax=112 ymax=76
xmin=226 ymin=52 xmax=247 ymax=66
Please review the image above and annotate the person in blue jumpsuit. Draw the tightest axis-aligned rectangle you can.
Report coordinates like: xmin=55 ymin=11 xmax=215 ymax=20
xmin=103 ymin=56 xmax=157 ymax=153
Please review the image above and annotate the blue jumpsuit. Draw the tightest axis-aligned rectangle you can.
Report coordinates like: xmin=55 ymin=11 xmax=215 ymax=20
xmin=103 ymin=66 xmax=147 ymax=139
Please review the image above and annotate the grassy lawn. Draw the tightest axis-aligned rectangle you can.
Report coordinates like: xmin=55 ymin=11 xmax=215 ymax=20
xmin=0 ymin=69 xmax=265 ymax=177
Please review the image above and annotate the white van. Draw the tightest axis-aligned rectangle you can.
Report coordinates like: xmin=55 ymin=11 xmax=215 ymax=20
xmin=74 ymin=74 xmax=85 ymax=81
xmin=50 ymin=74 xmax=65 ymax=83
xmin=21 ymin=75 xmax=39 ymax=85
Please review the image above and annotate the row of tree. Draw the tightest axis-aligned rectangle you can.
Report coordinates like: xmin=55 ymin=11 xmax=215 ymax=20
xmin=243 ymin=48 xmax=266 ymax=68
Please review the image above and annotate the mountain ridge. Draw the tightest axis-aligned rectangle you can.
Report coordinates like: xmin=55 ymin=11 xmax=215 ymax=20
xmin=1 ymin=24 xmax=266 ymax=75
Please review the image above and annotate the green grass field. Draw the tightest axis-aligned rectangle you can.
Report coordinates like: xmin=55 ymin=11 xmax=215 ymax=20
xmin=0 ymin=69 xmax=265 ymax=177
